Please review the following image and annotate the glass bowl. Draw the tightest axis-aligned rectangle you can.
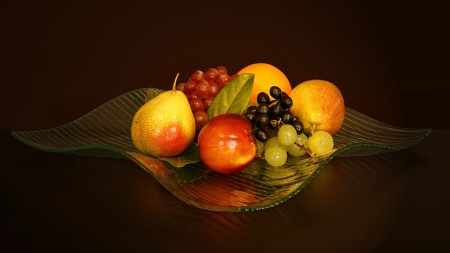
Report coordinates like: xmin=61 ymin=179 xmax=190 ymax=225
xmin=12 ymin=88 xmax=431 ymax=212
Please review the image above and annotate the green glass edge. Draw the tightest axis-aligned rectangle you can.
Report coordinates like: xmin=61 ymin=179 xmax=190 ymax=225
xmin=10 ymin=87 xmax=433 ymax=213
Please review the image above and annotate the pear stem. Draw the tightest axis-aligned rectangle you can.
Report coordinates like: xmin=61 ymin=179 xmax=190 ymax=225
xmin=294 ymin=142 xmax=315 ymax=157
xmin=172 ymin=73 xmax=180 ymax=92
xmin=310 ymin=124 xmax=317 ymax=136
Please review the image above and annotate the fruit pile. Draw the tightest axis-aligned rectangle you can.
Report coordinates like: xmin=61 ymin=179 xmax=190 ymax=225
xmin=176 ymin=66 xmax=237 ymax=133
xmin=131 ymin=62 xmax=345 ymax=175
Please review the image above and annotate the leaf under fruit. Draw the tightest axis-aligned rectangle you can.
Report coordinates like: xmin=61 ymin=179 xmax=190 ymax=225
xmin=158 ymin=141 xmax=200 ymax=168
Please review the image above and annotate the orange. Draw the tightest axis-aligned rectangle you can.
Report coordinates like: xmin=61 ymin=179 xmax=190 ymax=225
xmin=237 ymin=63 xmax=292 ymax=102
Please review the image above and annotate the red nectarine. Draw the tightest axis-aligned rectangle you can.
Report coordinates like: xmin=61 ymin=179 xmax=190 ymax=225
xmin=197 ymin=113 xmax=257 ymax=174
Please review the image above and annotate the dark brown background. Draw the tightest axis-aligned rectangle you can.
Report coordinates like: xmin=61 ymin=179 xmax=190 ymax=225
xmin=1 ymin=1 xmax=450 ymax=253
xmin=1 ymin=0 xmax=449 ymax=132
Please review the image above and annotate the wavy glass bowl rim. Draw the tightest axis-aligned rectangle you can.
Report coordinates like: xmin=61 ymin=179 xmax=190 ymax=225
xmin=11 ymin=88 xmax=432 ymax=212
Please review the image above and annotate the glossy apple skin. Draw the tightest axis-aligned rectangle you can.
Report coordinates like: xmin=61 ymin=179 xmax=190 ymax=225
xmin=197 ymin=113 xmax=257 ymax=175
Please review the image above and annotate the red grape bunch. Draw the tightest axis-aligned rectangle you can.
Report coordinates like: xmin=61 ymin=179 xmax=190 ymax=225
xmin=176 ymin=66 xmax=237 ymax=133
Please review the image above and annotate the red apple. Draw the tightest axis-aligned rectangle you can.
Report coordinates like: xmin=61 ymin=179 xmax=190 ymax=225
xmin=197 ymin=113 xmax=257 ymax=174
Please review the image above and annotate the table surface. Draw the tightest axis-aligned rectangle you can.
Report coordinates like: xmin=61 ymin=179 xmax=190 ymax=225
xmin=1 ymin=129 xmax=449 ymax=252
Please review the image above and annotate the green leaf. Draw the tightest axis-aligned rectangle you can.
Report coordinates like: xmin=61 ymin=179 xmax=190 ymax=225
xmin=144 ymin=88 xmax=161 ymax=103
xmin=206 ymin=73 xmax=254 ymax=119
xmin=158 ymin=141 xmax=200 ymax=168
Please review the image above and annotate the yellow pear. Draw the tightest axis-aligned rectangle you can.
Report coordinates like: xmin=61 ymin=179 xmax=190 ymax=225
xmin=131 ymin=74 xmax=195 ymax=158
xmin=289 ymin=79 xmax=345 ymax=135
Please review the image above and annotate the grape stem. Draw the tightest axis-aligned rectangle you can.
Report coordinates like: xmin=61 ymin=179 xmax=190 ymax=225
xmin=294 ymin=142 xmax=315 ymax=157
xmin=272 ymin=118 xmax=283 ymax=130
xmin=268 ymin=99 xmax=280 ymax=107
